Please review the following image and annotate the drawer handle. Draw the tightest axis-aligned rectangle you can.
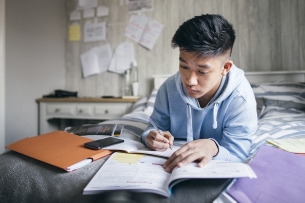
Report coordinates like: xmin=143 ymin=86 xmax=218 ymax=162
xmin=54 ymin=108 xmax=60 ymax=113
xmin=79 ymin=109 xmax=83 ymax=113
xmin=104 ymin=109 xmax=109 ymax=114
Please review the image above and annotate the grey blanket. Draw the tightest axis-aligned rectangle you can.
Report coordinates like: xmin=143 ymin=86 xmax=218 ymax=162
xmin=0 ymin=150 xmax=230 ymax=203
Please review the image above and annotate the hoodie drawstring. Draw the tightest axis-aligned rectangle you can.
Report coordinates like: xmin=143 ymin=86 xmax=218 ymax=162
xmin=186 ymin=104 xmax=194 ymax=142
xmin=186 ymin=103 xmax=219 ymax=142
xmin=213 ymin=103 xmax=219 ymax=129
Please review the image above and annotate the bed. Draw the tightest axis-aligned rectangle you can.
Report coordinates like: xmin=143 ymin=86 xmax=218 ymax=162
xmin=1 ymin=71 xmax=305 ymax=203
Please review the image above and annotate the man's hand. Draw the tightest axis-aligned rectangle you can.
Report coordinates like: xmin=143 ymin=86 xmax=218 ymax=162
xmin=145 ymin=130 xmax=174 ymax=151
xmin=163 ymin=139 xmax=218 ymax=172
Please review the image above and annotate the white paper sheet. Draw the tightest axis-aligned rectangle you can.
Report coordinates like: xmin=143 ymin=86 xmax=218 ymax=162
xmin=83 ymin=8 xmax=95 ymax=18
xmin=93 ymin=43 xmax=113 ymax=73
xmin=139 ymin=19 xmax=163 ymax=50
xmin=70 ymin=10 xmax=81 ymax=21
xmin=80 ymin=43 xmax=113 ymax=77
xmin=108 ymin=42 xmax=134 ymax=74
xmin=128 ymin=0 xmax=154 ymax=13
xmin=125 ymin=14 xmax=163 ymax=50
xmin=80 ymin=50 xmax=100 ymax=78
xmin=84 ymin=21 xmax=106 ymax=42
xmin=77 ymin=0 xmax=98 ymax=10
xmin=124 ymin=14 xmax=149 ymax=43
xmin=97 ymin=6 xmax=109 ymax=17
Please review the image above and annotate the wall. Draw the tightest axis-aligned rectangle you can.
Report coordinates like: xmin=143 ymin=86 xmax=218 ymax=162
xmin=5 ymin=0 xmax=66 ymax=145
xmin=65 ymin=0 xmax=305 ymax=98
xmin=0 ymin=0 xmax=5 ymax=153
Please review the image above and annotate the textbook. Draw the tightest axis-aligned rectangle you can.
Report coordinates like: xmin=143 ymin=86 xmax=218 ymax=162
xmin=226 ymin=145 xmax=305 ymax=203
xmin=6 ymin=131 xmax=113 ymax=172
xmin=83 ymin=152 xmax=257 ymax=197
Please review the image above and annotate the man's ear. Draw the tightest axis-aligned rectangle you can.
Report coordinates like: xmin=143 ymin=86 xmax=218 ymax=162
xmin=221 ymin=60 xmax=233 ymax=76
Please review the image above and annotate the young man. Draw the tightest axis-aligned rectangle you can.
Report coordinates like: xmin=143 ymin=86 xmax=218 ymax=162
xmin=141 ymin=14 xmax=257 ymax=172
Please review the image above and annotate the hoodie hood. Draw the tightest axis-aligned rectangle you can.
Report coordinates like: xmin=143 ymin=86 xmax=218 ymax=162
xmin=175 ymin=65 xmax=244 ymax=142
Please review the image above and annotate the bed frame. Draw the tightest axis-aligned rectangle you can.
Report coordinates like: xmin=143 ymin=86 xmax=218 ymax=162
xmin=153 ymin=70 xmax=305 ymax=89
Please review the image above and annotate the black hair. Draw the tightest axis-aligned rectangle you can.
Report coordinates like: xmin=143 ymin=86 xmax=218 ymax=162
xmin=171 ymin=14 xmax=236 ymax=58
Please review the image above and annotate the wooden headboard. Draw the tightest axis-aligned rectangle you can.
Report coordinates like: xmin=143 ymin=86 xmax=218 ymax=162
xmin=153 ymin=71 xmax=305 ymax=89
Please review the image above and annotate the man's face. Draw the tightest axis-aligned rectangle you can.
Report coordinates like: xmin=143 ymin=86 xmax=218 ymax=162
xmin=178 ymin=49 xmax=231 ymax=103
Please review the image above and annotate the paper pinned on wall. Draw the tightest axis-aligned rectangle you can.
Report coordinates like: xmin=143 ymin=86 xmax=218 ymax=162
xmin=108 ymin=42 xmax=134 ymax=74
xmin=83 ymin=21 xmax=106 ymax=42
xmin=128 ymin=0 xmax=154 ymax=13
xmin=97 ymin=6 xmax=109 ymax=17
xmin=80 ymin=49 xmax=100 ymax=78
xmin=70 ymin=10 xmax=81 ymax=21
xmin=80 ymin=43 xmax=113 ymax=78
xmin=125 ymin=14 xmax=163 ymax=50
xmin=77 ymin=0 xmax=98 ymax=10
xmin=125 ymin=14 xmax=149 ymax=43
xmin=93 ymin=43 xmax=113 ymax=73
xmin=69 ymin=24 xmax=81 ymax=41
xmin=139 ymin=19 xmax=163 ymax=50
xmin=83 ymin=8 xmax=95 ymax=18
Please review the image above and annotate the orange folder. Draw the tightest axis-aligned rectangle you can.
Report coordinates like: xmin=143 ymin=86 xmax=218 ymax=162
xmin=6 ymin=131 xmax=113 ymax=172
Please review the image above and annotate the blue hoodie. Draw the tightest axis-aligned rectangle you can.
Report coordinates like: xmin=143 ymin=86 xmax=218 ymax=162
xmin=141 ymin=65 xmax=257 ymax=162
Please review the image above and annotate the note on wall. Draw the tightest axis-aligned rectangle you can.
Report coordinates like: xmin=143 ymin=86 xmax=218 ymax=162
xmin=80 ymin=43 xmax=113 ymax=77
xmin=125 ymin=14 xmax=149 ymax=43
xmin=70 ymin=11 xmax=81 ymax=21
xmin=108 ymin=42 xmax=135 ymax=74
xmin=77 ymin=0 xmax=98 ymax=10
xmin=125 ymin=14 xmax=163 ymax=50
xmin=83 ymin=21 xmax=106 ymax=42
xmin=93 ymin=44 xmax=113 ymax=73
xmin=128 ymin=0 xmax=154 ymax=13
xmin=97 ymin=6 xmax=109 ymax=17
xmin=80 ymin=49 xmax=100 ymax=78
xmin=139 ymin=19 xmax=163 ymax=50
xmin=69 ymin=24 xmax=81 ymax=41
xmin=83 ymin=8 xmax=95 ymax=18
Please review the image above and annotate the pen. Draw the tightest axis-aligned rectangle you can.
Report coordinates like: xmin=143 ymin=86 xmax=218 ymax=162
xmin=149 ymin=118 xmax=172 ymax=150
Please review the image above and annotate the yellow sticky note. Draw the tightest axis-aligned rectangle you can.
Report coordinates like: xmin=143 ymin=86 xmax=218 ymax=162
xmin=69 ymin=24 xmax=80 ymax=41
xmin=112 ymin=153 xmax=143 ymax=164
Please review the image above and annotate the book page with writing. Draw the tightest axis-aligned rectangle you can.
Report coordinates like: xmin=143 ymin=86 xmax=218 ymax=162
xmin=83 ymin=152 xmax=257 ymax=197
xmin=266 ymin=138 xmax=305 ymax=153
xmin=168 ymin=161 xmax=257 ymax=190
xmin=102 ymin=139 xmax=179 ymax=158
xmin=83 ymin=152 xmax=171 ymax=197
